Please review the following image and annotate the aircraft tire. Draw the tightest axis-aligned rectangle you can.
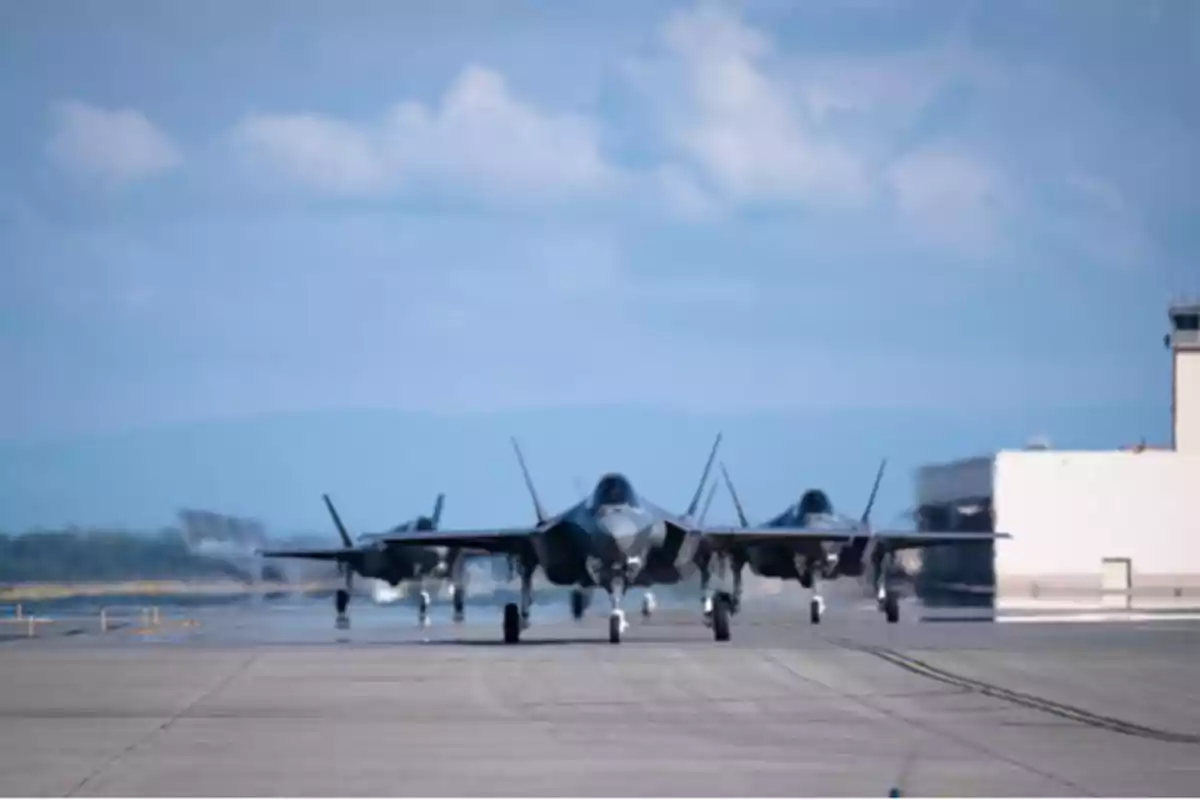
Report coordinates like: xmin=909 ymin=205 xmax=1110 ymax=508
xmin=452 ymin=587 xmax=465 ymax=622
xmin=712 ymin=594 xmax=732 ymax=642
xmin=335 ymin=589 xmax=349 ymax=617
xmin=809 ymin=598 xmax=822 ymax=625
xmin=570 ymin=589 xmax=586 ymax=621
xmin=884 ymin=592 xmax=900 ymax=624
xmin=503 ymin=602 xmax=522 ymax=643
xmin=609 ymin=612 xmax=623 ymax=644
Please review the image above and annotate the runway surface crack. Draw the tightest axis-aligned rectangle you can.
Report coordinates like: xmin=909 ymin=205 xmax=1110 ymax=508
xmin=63 ymin=653 xmax=259 ymax=797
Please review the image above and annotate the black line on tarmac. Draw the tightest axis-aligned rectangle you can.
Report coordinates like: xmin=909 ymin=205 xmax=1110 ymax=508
xmin=826 ymin=636 xmax=1200 ymax=746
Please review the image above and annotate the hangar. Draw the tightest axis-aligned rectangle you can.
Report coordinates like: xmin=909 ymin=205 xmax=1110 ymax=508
xmin=914 ymin=301 xmax=1200 ymax=608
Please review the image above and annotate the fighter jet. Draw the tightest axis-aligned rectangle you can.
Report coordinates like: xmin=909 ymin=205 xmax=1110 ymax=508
xmin=709 ymin=458 xmax=1011 ymax=629
xmin=257 ymin=493 xmax=470 ymax=628
xmin=570 ymin=474 xmax=721 ymax=622
xmin=367 ymin=435 xmax=726 ymax=644
xmin=374 ymin=435 xmax=1011 ymax=645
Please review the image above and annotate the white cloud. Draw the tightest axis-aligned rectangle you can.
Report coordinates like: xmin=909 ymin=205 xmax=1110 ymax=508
xmin=234 ymin=115 xmax=384 ymax=197
xmin=46 ymin=101 xmax=182 ymax=185
xmin=789 ymin=44 xmax=976 ymax=132
xmin=630 ymin=4 xmax=874 ymax=210
xmin=886 ymin=146 xmax=1010 ymax=256
xmin=623 ymin=3 xmax=1033 ymax=246
xmin=232 ymin=65 xmax=617 ymax=203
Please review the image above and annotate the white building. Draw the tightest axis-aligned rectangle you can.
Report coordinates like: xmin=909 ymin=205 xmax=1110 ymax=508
xmin=914 ymin=301 xmax=1200 ymax=605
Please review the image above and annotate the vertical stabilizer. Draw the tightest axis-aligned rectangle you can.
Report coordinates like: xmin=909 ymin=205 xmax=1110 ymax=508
xmin=718 ymin=462 xmax=751 ymax=527
xmin=322 ymin=494 xmax=355 ymax=547
xmin=431 ymin=493 xmax=445 ymax=528
xmin=685 ymin=433 xmax=723 ymax=518
xmin=510 ymin=437 xmax=548 ymax=525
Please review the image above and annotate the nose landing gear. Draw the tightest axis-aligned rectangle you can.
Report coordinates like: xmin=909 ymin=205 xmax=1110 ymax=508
xmin=607 ymin=576 xmax=628 ymax=644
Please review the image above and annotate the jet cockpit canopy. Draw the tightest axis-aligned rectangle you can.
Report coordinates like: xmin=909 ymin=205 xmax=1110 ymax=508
xmin=592 ymin=473 xmax=639 ymax=508
xmin=797 ymin=488 xmax=834 ymax=519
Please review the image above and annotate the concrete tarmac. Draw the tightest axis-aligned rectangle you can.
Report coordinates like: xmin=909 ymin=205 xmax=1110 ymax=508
xmin=2 ymin=597 xmax=1199 ymax=797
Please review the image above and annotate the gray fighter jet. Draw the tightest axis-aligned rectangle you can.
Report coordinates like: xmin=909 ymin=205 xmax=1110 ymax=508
xmin=709 ymin=459 xmax=1010 ymax=631
xmin=369 ymin=435 xmax=726 ymax=644
xmin=258 ymin=493 xmax=470 ymax=628
xmin=375 ymin=436 xmax=1011 ymax=644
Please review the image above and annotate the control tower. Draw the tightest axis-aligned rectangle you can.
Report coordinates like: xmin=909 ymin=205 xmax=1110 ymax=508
xmin=1165 ymin=300 xmax=1200 ymax=453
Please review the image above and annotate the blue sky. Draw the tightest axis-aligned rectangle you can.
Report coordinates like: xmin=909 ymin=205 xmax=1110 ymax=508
xmin=1 ymin=0 xmax=1197 ymax=534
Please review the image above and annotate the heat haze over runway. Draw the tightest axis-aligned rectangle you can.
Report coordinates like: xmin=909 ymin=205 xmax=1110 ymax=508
xmin=2 ymin=597 xmax=1199 ymax=797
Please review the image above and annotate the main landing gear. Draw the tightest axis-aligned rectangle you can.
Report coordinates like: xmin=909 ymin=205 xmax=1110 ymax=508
xmin=334 ymin=562 xmax=354 ymax=630
xmin=503 ymin=602 xmax=522 ymax=644
xmin=874 ymin=550 xmax=901 ymax=624
xmin=708 ymin=592 xmax=733 ymax=642
xmin=570 ymin=588 xmax=588 ymax=621
xmin=609 ymin=610 xmax=626 ymax=644
xmin=641 ymin=591 xmax=656 ymax=619
xmin=504 ymin=571 xmax=633 ymax=646
xmin=452 ymin=585 xmax=466 ymax=623
xmin=335 ymin=588 xmax=351 ymax=630
xmin=501 ymin=562 xmax=535 ymax=644
xmin=878 ymin=585 xmax=900 ymax=624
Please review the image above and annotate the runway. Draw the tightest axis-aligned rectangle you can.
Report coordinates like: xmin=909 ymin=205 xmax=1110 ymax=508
xmin=2 ymin=597 xmax=1200 ymax=797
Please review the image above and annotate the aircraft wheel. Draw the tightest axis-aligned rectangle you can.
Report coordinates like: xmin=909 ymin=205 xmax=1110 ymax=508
xmin=712 ymin=593 xmax=732 ymax=642
xmin=570 ymin=589 xmax=586 ymax=621
xmin=452 ymin=587 xmax=465 ymax=623
xmin=809 ymin=598 xmax=822 ymax=625
xmin=335 ymin=589 xmax=349 ymax=616
xmin=503 ymin=602 xmax=522 ymax=644
xmin=608 ymin=611 xmax=623 ymax=644
xmin=884 ymin=592 xmax=900 ymax=624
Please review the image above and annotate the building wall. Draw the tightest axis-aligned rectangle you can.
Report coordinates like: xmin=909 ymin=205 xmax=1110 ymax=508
xmin=1176 ymin=350 xmax=1200 ymax=454
xmin=993 ymin=450 xmax=1200 ymax=590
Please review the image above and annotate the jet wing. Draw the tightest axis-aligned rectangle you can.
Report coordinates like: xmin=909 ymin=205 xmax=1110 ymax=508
xmin=257 ymin=547 xmax=360 ymax=561
xmin=700 ymin=526 xmax=1009 ymax=550
xmin=375 ymin=526 xmax=537 ymax=554
xmin=861 ymin=530 xmax=1010 ymax=550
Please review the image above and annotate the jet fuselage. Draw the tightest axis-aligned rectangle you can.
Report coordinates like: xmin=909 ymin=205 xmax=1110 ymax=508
xmin=529 ymin=473 xmax=695 ymax=588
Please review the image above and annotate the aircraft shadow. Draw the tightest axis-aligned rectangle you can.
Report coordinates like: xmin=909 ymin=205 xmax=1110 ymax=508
xmin=416 ymin=637 xmax=642 ymax=647
xmin=317 ymin=635 xmax=687 ymax=647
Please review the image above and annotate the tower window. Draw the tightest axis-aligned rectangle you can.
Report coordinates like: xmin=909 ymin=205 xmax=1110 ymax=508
xmin=1175 ymin=313 xmax=1199 ymax=332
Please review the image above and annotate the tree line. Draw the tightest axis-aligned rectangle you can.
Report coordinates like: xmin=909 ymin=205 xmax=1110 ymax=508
xmin=0 ymin=528 xmax=288 ymax=583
